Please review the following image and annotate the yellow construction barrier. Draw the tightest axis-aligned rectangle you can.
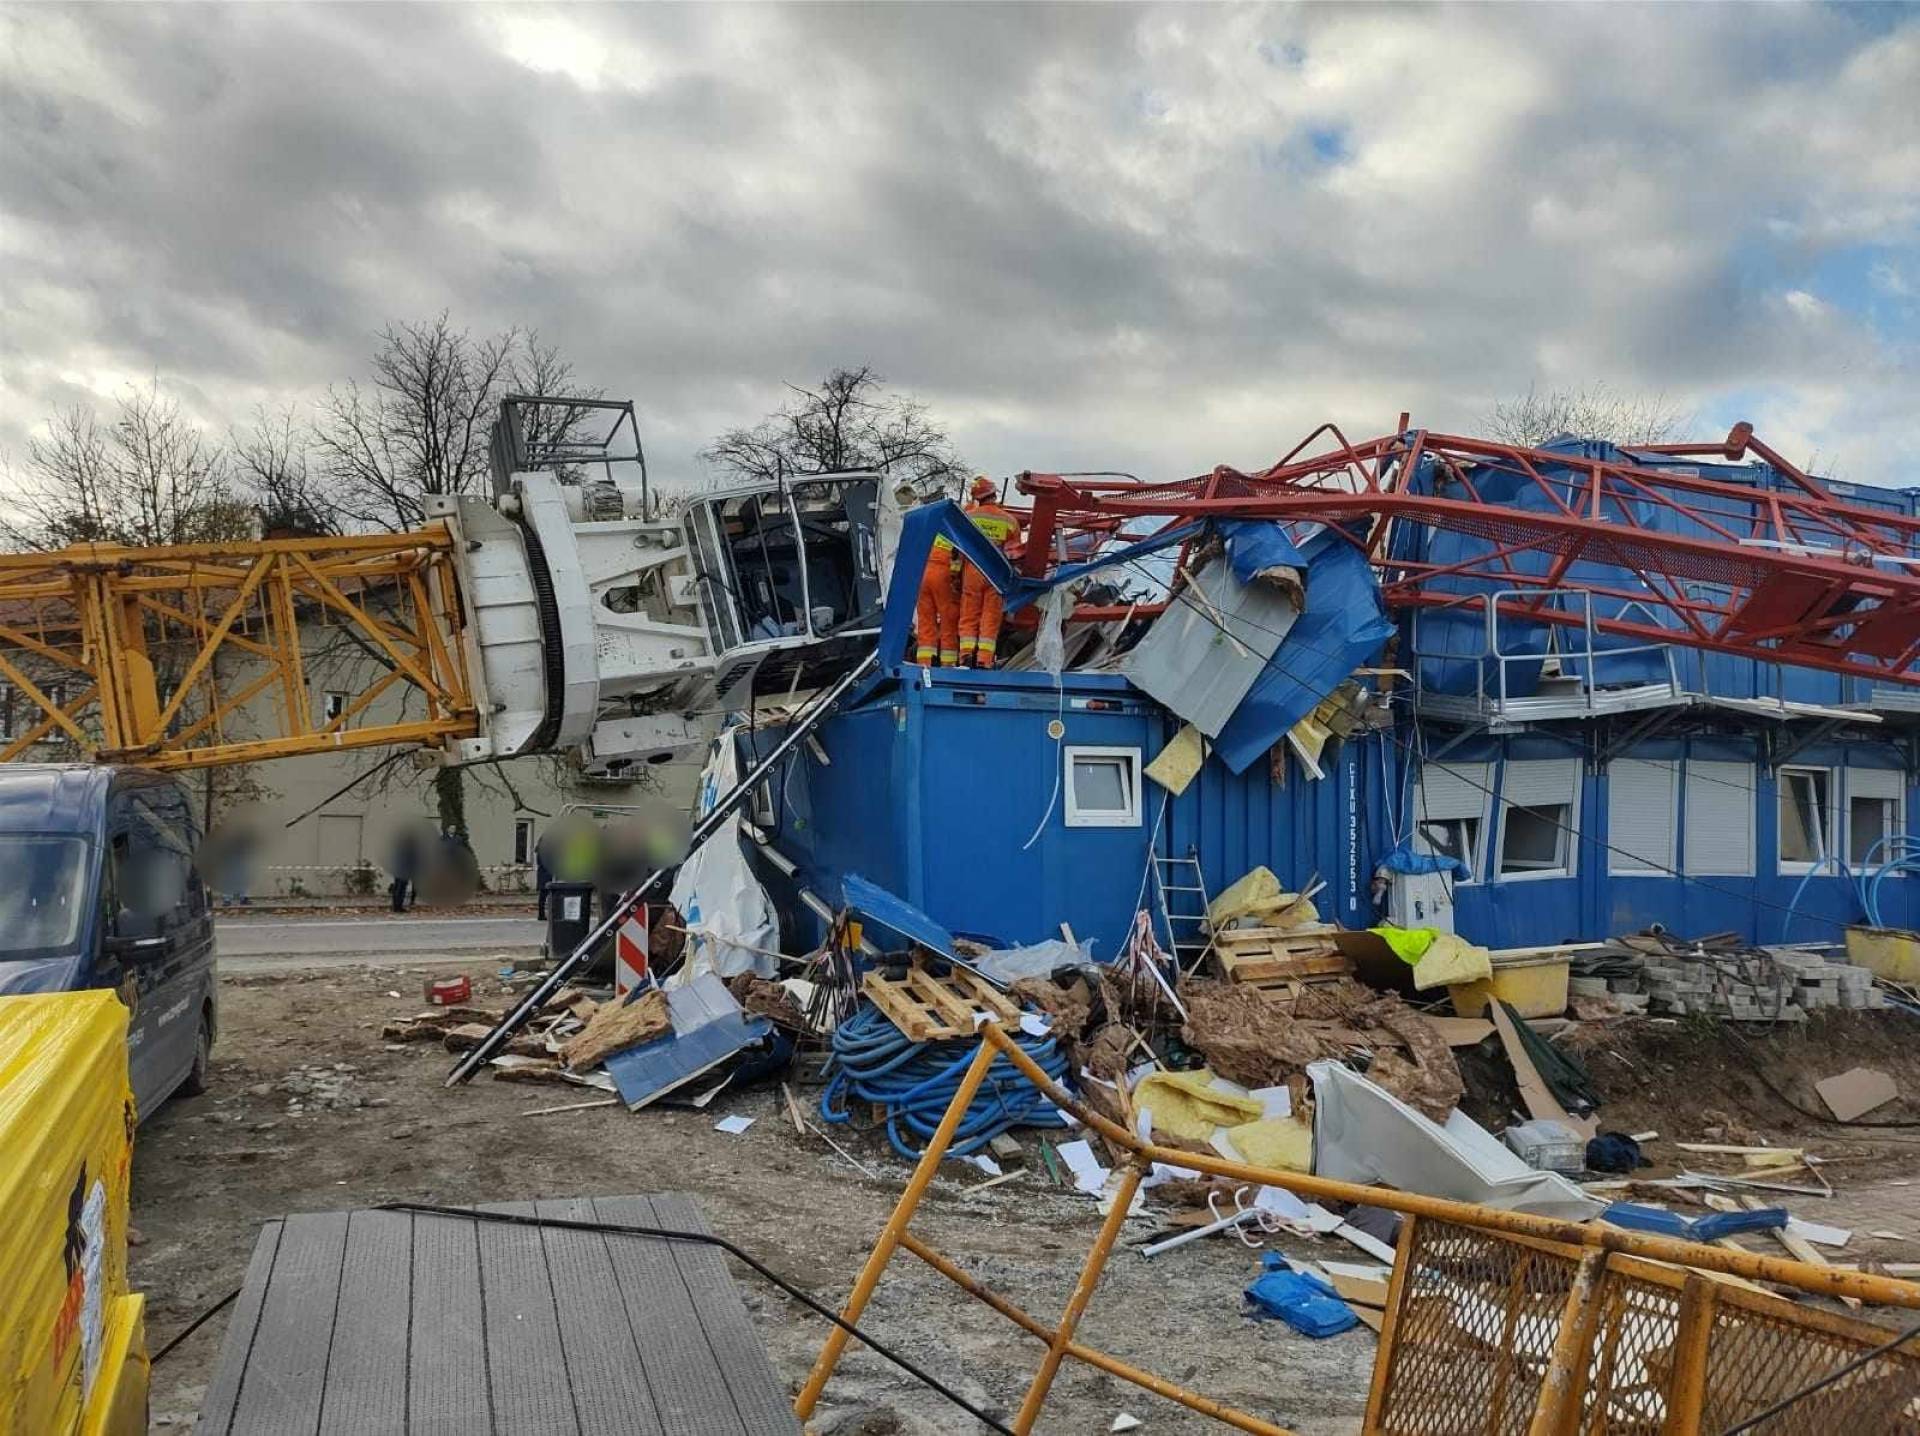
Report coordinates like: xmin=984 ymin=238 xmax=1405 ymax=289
xmin=0 ymin=992 xmax=147 ymax=1436
xmin=797 ymin=1022 xmax=1920 ymax=1434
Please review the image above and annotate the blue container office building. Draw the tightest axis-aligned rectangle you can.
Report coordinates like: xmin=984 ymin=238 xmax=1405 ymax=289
xmin=737 ymin=441 xmax=1920 ymax=958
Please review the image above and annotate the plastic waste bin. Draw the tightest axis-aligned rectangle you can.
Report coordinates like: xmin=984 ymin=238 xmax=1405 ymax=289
xmin=544 ymin=880 xmax=595 ymax=958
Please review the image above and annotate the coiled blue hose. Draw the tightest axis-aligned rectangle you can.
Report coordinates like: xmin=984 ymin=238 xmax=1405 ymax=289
xmin=820 ymin=1003 xmax=1073 ymax=1159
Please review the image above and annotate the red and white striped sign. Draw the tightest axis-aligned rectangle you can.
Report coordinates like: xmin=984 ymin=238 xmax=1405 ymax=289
xmin=614 ymin=909 xmax=650 ymax=997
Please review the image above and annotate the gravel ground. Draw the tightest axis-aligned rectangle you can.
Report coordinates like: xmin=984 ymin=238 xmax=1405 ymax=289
xmin=134 ymin=959 xmax=1920 ymax=1432
xmin=134 ymin=961 xmax=1379 ymax=1434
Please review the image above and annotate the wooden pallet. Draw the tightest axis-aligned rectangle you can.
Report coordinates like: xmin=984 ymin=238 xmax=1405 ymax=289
xmin=862 ymin=963 xmax=1022 ymax=1041
xmin=1214 ymin=925 xmax=1351 ymax=985
xmin=1218 ymin=948 xmax=1353 ymax=984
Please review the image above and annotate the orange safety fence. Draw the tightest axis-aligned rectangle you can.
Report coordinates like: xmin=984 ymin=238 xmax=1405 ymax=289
xmin=795 ymin=1021 xmax=1920 ymax=1435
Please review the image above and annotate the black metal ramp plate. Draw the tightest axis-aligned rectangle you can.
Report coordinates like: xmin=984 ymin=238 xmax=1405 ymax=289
xmin=196 ymin=1194 xmax=800 ymax=1435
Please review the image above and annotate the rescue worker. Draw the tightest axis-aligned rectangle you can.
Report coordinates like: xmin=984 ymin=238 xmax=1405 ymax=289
xmin=914 ymin=492 xmax=963 ymax=666
xmin=958 ymin=475 xmax=1022 ymax=668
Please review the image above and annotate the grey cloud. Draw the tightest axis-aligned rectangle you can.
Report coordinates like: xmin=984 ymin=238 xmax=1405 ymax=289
xmin=0 ymin=1 xmax=1914 ymax=491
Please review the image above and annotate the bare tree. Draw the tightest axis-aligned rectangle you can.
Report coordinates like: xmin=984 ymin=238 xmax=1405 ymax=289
xmin=310 ymin=316 xmax=609 ymax=832
xmin=5 ymin=380 xmax=253 ymax=550
xmin=233 ymin=402 xmax=333 ymax=537
xmin=311 ymin=314 xmax=607 ymax=535
xmin=703 ymin=366 xmax=966 ymax=493
xmin=1486 ymin=383 xmax=1692 ymax=450
xmin=312 ymin=314 xmax=519 ymax=532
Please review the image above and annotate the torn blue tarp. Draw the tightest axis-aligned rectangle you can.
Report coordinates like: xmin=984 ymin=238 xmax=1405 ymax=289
xmin=1212 ymin=528 xmax=1396 ymax=774
xmin=842 ymin=872 xmax=958 ymax=957
xmin=876 ymin=501 xmax=1200 ymax=672
xmin=1377 ymin=839 xmax=1471 ymax=881
xmin=603 ymin=973 xmax=773 ymax=1109
xmin=1221 ymin=519 xmax=1309 ymax=586
xmin=1243 ymin=1254 xmax=1358 ymax=1337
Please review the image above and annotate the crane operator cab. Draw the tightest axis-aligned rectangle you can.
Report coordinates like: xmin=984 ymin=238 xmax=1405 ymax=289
xmin=431 ymin=396 xmax=885 ymax=780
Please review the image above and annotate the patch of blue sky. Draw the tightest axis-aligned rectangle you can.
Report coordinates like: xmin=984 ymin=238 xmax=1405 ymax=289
xmin=1254 ymin=124 xmax=1351 ymax=177
xmin=1257 ymin=39 xmax=1307 ymax=69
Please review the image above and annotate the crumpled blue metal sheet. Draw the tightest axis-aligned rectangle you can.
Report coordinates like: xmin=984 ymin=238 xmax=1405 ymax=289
xmin=1212 ymin=529 xmax=1395 ymax=774
xmin=603 ymin=973 xmax=772 ymax=1109
xmin=841 ymin=871 xmax=957 ymax=957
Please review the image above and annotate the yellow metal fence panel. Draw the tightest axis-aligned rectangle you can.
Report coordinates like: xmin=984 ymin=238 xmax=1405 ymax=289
xmin=1370 ymin=1217 xmax=1920 ymax=1436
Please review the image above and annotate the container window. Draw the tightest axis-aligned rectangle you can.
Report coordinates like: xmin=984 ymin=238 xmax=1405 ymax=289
xmin=1415 ymin=817 xmax=1479 ymax=879
xmin=1064 ymin=746 xmax=1141 ymax=827
xmin=1497 ymin=758 xmax=1579 ymax=880
xmin=1846 ymin=768 xmax=1905 ymax=868
xmin=1500 ymin=805 xmax=1569 ymax=875
xmin=1778 ymin=767 xmax=1833 ymax=872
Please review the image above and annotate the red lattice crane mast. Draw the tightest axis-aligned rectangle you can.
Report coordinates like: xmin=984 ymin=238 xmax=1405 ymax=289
xmin=1015 ymin=422 xmax=1920 ymax=689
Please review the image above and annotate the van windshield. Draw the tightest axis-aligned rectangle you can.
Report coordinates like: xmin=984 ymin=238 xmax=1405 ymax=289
xmin=0 ymin=835 xmax=91 ymax=959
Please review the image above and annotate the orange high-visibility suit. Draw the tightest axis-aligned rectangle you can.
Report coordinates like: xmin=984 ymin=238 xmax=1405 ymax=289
xmin=914 ymin=538 xmax=961 ymax=666
xmin=959 ymin=480 xmax=1022 ymax=668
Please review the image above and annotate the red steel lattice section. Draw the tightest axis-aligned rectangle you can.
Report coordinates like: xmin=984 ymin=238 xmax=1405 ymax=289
xmin=1016 ymin=422 xmax=1920 ymax=688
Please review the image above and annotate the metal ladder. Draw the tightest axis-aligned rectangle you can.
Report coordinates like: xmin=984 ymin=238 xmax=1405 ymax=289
xmin=1152 ymin=850 xmax=1214 ymax=975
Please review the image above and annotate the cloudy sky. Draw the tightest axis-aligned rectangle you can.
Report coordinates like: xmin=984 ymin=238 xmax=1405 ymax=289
xmin=3 ymin=2 xmax=1915 ymax=492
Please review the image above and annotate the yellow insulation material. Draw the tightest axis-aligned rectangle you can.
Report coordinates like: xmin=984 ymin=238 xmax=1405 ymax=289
xmin=0 ymin=991 xmax=143 ymax=1436
xmin=1135 ymin=1069 xmax=1264 ymax=1141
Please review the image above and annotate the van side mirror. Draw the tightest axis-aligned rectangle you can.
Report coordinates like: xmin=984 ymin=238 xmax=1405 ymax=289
xmin=105 ymin=931 xmax=170 ymax=962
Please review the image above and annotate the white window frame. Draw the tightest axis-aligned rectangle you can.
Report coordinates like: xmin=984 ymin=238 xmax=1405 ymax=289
xmin=1776 ymin=765 xmax=1838 ymax=875
xmin=1684 ymin=759 xmax=1755 ymax=876
xmin=322 ymin=690 xmax=351 ymax=722
xmin=1413 ymin=761 xmax=1491 ymax=884
xmin=1063 ymin=745 xmax=1142 ymax=828
xmin=1608 ymin=758 xmax=1677 ymax=877
xmin=1413 ymin=816 xmax=1481 ymax=881
xmin=513 ymin=817 xmax=536 ymax=867
xmin=1845 ymin=768 xmax=1906 ymax=871
xmin=1496 ymin=758 xmax=1581 ymax=882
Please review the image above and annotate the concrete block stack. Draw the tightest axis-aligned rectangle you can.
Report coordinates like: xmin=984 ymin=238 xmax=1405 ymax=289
xmin=1635 ymin=947 xmax=1885 ymax=1021
xmin=1764 ymin=948 xmax=1882 ymax=1011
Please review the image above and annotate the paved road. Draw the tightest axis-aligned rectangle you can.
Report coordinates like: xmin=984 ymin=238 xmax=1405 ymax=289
xmin=216 ymin=914 xmax=545 ymax=969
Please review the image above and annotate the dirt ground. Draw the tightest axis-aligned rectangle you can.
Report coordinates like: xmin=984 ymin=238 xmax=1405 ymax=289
xmin=133 ymin=960 xmax=1920 ymax=1433
xmin=136 ymin=961 xmax=1382 ymax=1434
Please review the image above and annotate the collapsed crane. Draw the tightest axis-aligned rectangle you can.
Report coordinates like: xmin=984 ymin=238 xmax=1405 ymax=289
xmin=1017 ymin=421 xmax=1920 ymax=690
xmin=0 ymin=403 xmax=1913 ymax=786
xmin=0 ymin=396 xmax=888 ymax=773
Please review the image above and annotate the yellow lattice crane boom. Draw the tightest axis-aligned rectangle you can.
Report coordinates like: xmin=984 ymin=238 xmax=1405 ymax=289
xmin=0 ymin=529 xmax=477 ymax=771
xmin=0 ymin=394 xmax=894 ymax=776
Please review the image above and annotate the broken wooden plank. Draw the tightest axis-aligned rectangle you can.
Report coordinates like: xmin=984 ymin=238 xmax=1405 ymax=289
xmin=1488 ymin=1001 xmax=1597 ymax=1140
xmin=1739 ymin=1196 xmax=1860 ymax=1309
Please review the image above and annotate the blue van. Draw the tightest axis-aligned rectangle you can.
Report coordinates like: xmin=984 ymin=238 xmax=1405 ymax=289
xmin=0 ymin=764 xmax=217 ymax=1121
